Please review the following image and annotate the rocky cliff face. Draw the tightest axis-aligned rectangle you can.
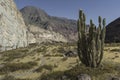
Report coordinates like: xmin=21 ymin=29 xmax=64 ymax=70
xmin=0 ymin=0 xmax=28 ymax=51
xmin=20 ymin=6 xmax=77 ymax=42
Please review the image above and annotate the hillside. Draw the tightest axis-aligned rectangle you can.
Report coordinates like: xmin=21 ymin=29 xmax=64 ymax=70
xmin=0 ymin=42 xmax=119 ymax=80
xmin=106 ymin=18 xmax=120 ymax=43
xmin=20 ymin=6 xmax=77 ymax=42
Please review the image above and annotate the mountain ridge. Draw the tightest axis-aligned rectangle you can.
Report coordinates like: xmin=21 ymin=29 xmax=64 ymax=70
xmin=21 ymin=6 xmax=120 ymax=43
xmin=20 ymin=6 xmax=77 ymax=42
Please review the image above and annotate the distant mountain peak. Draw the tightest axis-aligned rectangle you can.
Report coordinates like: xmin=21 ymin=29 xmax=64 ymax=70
xmin=21 ymin=6 xmax=47 ymax=14
xmin=20 ymin=6 xmax=50 ymax=25
xmin=20 ymin=6 xmax=77 ymax=42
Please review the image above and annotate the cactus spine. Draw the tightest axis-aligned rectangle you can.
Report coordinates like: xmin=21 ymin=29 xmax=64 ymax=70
xmin=77 ymin=10 xmax=106 ymax=68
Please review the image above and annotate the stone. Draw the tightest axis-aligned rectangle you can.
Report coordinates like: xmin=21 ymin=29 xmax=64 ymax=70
xmin=61 ymin=75 xmax=68 ymax=80
xmin=109 ymin=77 xmax=120 ymax=80
xmin=65 ymin=51 xmax=77 ymax=57
xmin=77 ymin=74 xmax=91 ymax=80
xmin=60 ymin=75 xmax=70 ymax=80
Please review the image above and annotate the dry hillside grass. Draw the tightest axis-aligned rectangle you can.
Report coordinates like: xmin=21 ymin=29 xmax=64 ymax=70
xmin=0 ymin=42 xmax=119 ymax=80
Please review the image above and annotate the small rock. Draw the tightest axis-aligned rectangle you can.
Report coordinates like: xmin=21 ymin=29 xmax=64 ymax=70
xmin=61 ymin=75 xmax=67 ymax=80
xmin=61 ymin=75 xmax=70 ymax=80
xmin=64 ymin=51 xmax=77 ymax=57
xmin=110 ymin=77 xmax=120 ymax=80
xmin=77 ymin=74 xmax=91 ymax=80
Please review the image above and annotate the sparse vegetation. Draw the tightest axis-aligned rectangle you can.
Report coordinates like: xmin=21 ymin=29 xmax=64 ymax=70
xmin=0 ymin=42 xmax=119 ymax=80
xmin=0 ymin=61 xmax=37 ymax=74
xmin=44 ymin=54 xmax=63 ymax=57
xmin=2 ymin=75 xmax=15 ymax=80
xmin=35 ymin=64 xmax=53 ymax=72
xmin=105 ymin=43 xmax=120 ymax=47
xmin=2 ymin=75 xmax=31 ymax=80
xmin=110 ymin=48 xmax=120 ymax=52
xmin=32 ymin=46 xmax=47 ymax=53
xmin=39 ymin=62 xmax=120 ymax=80
xmin=61 ymin=57 xmax=68 ymax=61
xmin=1 ymin=48 xmax=29 ymax=61
xmin=57 ymin=47 xmax=66 ymax=53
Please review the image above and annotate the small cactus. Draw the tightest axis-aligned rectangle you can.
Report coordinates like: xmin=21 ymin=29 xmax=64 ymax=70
xmin=77 ymin=10 xmax=106 ymax=68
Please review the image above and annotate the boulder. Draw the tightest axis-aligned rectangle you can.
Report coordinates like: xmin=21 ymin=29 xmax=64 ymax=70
xmin=64 ymin=51 xmax=77 ymax=57
xmin=109 ymin=77 xmax=120 ymax=80
xmin=77 ymin=74 xmax=91 ymax=80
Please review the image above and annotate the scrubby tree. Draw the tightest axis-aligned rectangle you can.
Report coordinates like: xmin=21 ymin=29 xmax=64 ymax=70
xmin=77 ymin=10 xmax=106 ymax=68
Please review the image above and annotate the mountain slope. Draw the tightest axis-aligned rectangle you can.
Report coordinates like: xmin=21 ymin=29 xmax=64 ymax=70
xmin=0 ymin=0 xmax=28 ymax=51
xmin=27 ymin=25 xmax=67 ymax=44
xmin=106 ymin=18 xmax=120 ymax=43
xmin=20 ymin=6 xmax=77 ymax=42
xmin=20 ymin=6 xmax=50 ymax=26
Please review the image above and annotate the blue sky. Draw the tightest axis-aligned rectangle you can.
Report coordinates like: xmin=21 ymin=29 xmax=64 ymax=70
xmin=14 ymin=0 xmax=120 ymax=25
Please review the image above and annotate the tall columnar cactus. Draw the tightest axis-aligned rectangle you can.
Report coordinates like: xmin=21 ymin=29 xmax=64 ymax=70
xmin=77 ymin=10 xmax=106 ymax=68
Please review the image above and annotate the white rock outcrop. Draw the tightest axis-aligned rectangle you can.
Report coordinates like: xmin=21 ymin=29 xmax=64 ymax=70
xmin=0 ymin=0 xmax=67 ymax=51
xmin=0 ymin=0 xmax=28 ymax=51
xmin=27 ymin=25 xmax=67 ymax=44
